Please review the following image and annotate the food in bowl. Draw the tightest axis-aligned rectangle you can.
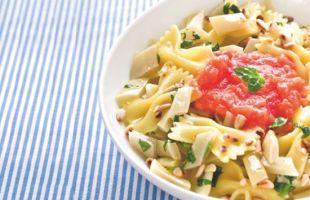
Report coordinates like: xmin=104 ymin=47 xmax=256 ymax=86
xmin=115 ymin=1 xmax=310 ymax=199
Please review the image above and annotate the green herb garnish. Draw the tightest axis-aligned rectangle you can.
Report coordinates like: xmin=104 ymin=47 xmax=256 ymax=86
xmin=197 ymin=178 xmax=212 ymax=186
xmin=179 ymin=143 xmax=196 ymax=163
xmin=181 ymin=32 xmax=186 ymax=40
xmin=192 ymin=32 xmax=200 ymax=40
xmin=163 ymin=139 xmax=173 ymax=151
xmin=270 ymin=117 xmax=288 ymax=129
xmin=124 ymin=84 xmax=140 ymax=89
xmin=274 ymin=176 xmax=295 ymax=198
xmin=295 ymin=124 xmax=310 ymax=138
xmin=276 ymin=22 xmax=284 ymax=26
xmin=181 ymin=40 xmax=193 ymax=49
xmin=234 ymin=67 xmax=265 ymax=93
xmin=173 ymin=115 xmax=180 ymax=122
xmin=211 ymin=166 xmax=222 ymax=187
xmin=157 ymin=54 xmax=160 ymax=64
xmin=170 ymin=94 xmax=175 ymax=101
xmin=204 ymin=142 xmax=212 ymax=156
xmin=223 ymin=2 xmax=241 ymax=14
xmin=212 ymin=43 xmax=220 ymax=51
xmin=138 ymin=139 xmax=151 ymax=152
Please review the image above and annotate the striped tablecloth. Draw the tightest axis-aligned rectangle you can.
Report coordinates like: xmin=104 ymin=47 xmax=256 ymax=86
xmin=0 ymin=0 xmax=177 ymax=199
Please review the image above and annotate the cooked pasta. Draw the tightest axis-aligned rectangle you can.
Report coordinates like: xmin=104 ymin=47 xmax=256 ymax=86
xmin=115 ymin=1 xmax=310 ymax=199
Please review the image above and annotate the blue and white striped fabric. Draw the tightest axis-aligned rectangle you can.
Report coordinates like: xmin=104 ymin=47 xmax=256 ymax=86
xmin=0 ymin=0 xmax=178 ymax=199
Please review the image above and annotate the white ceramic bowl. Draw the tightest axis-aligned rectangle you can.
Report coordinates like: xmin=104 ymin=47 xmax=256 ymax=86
xmin=98 ymin=0 xmax=310 ymax=199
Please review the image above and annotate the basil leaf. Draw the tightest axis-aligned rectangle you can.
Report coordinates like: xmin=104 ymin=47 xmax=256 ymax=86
xmin=211 ymin=166 xmax=222 ymax=187
xmin=223 ymin=2 xmax=231 ymax=14
xmin=181 ymin=32 xmax=186 ymax=40
xmin=204 ymin=142 xmax=212 ymax=157
xmin=181 ymin=40 xmax=193 ymax=49
xmin=138 ymin=139 xmax=151 ymax=152
xmin=234 ymin=67 xmax=265 ymax=93
xmin=197 ymin=178 xmax=212 ymax=186
xmin=274 ymin=176 xmax=295 ymax=198
xmin=157 ymin=54 xmax=160 ymax=64
xmin=173 ymin=115 xmax=180 ymax=122
xmin=124 ymin=84 xmax=140 ymax=89
xmin=163 ymin=139 xmax=173 ymax=151
xmin=211 ymin=43 xmax=220 ymax=52
xmin=192 ymin=32 xmax=200 ymax=40
xmin=229 ymin=4 xmax=241 ymax=13
xmin=223 ymin=2 xmax=240 ymax=14
xmin=295 ymin=124 xmax=310 ymax=138
xmin=170 ymin=94 xmax=175 ymax=101
xmin=270 ymin=117 xmax=288 ymax=129
xmin=179 ymin=143 xmax=196 ymax=163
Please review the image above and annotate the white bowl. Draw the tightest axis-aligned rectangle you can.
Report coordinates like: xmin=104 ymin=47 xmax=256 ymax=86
xmin=98 ymin=0 xmax=310 ymax=199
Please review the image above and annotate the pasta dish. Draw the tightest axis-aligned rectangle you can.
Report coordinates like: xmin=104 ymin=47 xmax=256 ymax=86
xmin=115 ymin=1 xmax=310 ymax=199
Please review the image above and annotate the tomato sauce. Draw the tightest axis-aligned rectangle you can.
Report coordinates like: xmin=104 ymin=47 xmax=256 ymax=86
xmin=194 ymin=51 xmax=307 ymax=132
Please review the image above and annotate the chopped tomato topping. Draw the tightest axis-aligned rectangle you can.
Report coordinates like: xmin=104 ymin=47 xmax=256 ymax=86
xmin=194 ymin=51 xmax=307 ymax=133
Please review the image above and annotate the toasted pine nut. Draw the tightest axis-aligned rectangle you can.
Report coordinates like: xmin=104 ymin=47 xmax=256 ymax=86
xmin=116 ymin=108 xmax=126 ymax=122
xmin=221 ymin=195 xmax=230 ymax=200
xmin=240 ymin=178 xmax=247 ymax=186
xmin=256 ymin=19 xmax=269 ymax=32
xmin=146 ymin=158 xmax=153 ymax=168
xmin=173 ymin=167 xmax=183 ymax=177
xmin=223 ymin=111 xmax=234 ymax=127
xmin=245 ymin=138 xmax=255 ymax=146
xmin=205 ymin=164 xmax=217 ymax=173
xmin=163 ymin=83 xmax=183 ymax=93
xmin=301 ymin=174 xmax=310 ymax=187
xmin=284 ymin=15 xmax=294 ymax=22
xmin=124 ymin=126 xmax=133 ymax=136
xmin=234 ymin=114 xmax=246 ymax=129
xmin=195 ymin=164 xmax=206 ymax=178
xmin=257 ymin=179 xmax=274 ymax=189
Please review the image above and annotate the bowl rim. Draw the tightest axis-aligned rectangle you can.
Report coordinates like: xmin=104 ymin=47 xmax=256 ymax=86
xmin=98 ymin=0 xmax=218 ymax=199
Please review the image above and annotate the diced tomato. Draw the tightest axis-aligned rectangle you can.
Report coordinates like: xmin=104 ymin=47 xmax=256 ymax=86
xmin=193 ymin=51 xmax=307 ymax=133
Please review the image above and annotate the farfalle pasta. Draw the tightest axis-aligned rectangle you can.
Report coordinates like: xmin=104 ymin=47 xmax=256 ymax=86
xmin=115 ymin=1 xmax=310 ymax=199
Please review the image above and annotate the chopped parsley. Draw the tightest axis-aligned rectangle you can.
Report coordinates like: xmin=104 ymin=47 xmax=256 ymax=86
xmin=204 ymin=142 xmax=212 ymax=156
xmin=163 ymin=139 xmax=173 ymax=151
xmin=179 ymin=143 xmax=196 ymax=163
xmin=223 ymin=2 xmax=241 ymax=14
xmin=192 ymin=32 xmax=201 ymax=40
xmin=181 ymin=40 xmax=193 ymax=49
xmin=138 ymin=139 xmax=151 ymax=152
xmin=197 ymin=178 xmax=212 ymax=186
xmin=124 ymin=84 xmax=140 ymax=89
xmin=295 ymin=124 xmax=310 ymax=138
xmin=274 ymin=176 xmax=295 ymax=198
xmin=276 ymin=21 xmax=284 ymax=26
xmin=205 ymin=42 xmax=220 ymax=51
xmin=181 ymin=32 xmax=186 ymax=40
xmin=212 ymin=43 xmax=220 ymax=51
xmin=173 ymin=115 xmax=180 ymax=122
xmin=157 ymin=54 xmax=160 ymax=64
xmin=270 ymin=117 xmax=288 ymax=129
xmin=211 ymin=166 xmax=222 ymax=187
xmin=234 ymin=67 xmax=266 ymax=93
